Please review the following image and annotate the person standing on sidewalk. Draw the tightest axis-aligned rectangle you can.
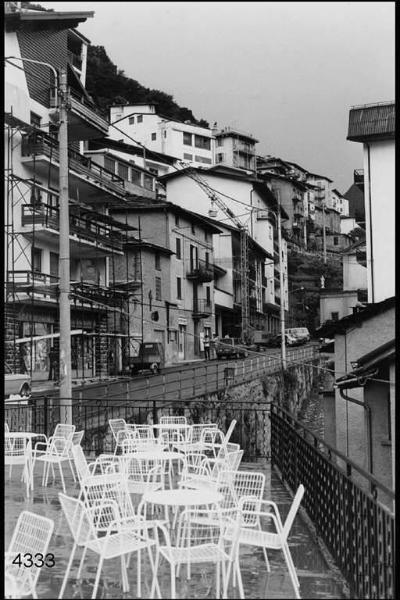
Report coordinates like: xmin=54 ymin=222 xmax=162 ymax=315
xmin=203 ymin=332 xmax=211 ymax=361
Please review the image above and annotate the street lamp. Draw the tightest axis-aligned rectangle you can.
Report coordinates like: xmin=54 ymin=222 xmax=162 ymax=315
xmin=6 ymin=57 xmax=72 ymax=422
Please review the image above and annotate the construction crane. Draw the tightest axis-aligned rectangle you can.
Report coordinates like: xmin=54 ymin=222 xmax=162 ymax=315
xmin=177 ymin=162 xmax=250 ymax=342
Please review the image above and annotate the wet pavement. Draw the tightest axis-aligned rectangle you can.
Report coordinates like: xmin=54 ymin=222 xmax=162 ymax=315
xmin=5 ymin=459 xmax=348 ymax=599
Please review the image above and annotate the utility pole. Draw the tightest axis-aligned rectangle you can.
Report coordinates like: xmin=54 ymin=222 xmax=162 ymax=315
xmin=276 ymin=191 xmax=286 ymax=369
xmin=58 ymin=67 xmax=72 ymax=422
xmin=322 ymin=200 xmax=327 ymax=264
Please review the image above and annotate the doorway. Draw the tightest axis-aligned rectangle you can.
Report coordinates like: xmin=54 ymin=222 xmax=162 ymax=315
xmin=178 ymin=324 xmax=186 ymax=360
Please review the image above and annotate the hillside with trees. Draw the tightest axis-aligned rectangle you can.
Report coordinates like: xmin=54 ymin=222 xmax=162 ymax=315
xmin=85 ymin=45 xmax=209 ymax=127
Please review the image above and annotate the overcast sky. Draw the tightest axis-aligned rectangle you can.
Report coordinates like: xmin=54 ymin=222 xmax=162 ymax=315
xmin=42 ymin=1 xmax=395 ymax=192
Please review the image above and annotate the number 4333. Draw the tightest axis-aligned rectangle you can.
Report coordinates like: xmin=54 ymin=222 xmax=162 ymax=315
xmin=12 ymin=553 xmax=55 ymax=568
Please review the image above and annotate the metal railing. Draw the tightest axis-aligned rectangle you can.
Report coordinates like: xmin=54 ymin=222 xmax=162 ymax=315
xmin=21 ymin=132 xmax=126 ymax=197
xmin=186 ymin=258 xmax=214 ymax=282
xmin=5 ymin=396 xmax=272 ymax=460
xmin=193 ymin=298 xmax=213 ymax=316
xmin=21 ymin=203 xmax=124 ymax=251
xmin=271 ymin=404 xmax=395 ymax=599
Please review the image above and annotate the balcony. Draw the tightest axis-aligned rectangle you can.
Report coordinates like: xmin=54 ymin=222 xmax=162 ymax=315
xmin=20 ymin=204 xmax=125 ymax=257
xmin=186 ymin=259 xmax=214 ymax=283
xmin=21 ymin=132 xmax=127 ymax=204
xmin=69 ymin=90 xmax=109 ymax=141
xmin=6 ymin=272 xmax=134 ymax=309
xmin=192 ymin=298 xmax=212 ymax=318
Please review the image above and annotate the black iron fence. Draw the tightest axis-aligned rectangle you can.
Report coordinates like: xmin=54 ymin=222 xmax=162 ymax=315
xmin=271 ymin=403 xmax=395 ymax=600
xmin=5 ymin=397 xmax=271 ymax=461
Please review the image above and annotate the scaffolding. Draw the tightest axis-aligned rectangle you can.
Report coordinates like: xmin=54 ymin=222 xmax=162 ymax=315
xmin=4 ymin=111 xmax=143 ymax=383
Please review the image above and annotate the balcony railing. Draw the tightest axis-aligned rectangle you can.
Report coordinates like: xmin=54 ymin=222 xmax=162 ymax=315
xmin=186 ymin=259 xmax=214 ymax=283
xmin=21 ymin=204 xmax=124 ymax=251
xmin=193 ymin=298 xmax=212 ymax=317
xmin=271 ymin=403 xmax=395 ymax=600
xmin=21 ymin=132 xmax=126 ymax=198
xmin=6 ymin=272 xmax=132 ymax=308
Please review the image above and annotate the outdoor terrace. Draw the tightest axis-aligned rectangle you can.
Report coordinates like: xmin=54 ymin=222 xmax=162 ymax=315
xmin=5 ymin=455 xmax=346 ymax=599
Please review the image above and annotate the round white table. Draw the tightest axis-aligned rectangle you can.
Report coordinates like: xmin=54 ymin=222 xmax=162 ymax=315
xmin=4 ymin=432 xmax=44 ymax=496
xmin=142 ymin=487 xmax=223 ymax=507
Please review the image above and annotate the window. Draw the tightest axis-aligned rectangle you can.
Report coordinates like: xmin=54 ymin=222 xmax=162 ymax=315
xmin=191 ymin=224 xmax=195 ymax=235
xmin=331 ymin=312 xmax=339 ymax=321
xmin=32 ymin=247 xmax=42 ymax=273
xmin=163 ymin=130 xmax=167 ymax=138
xmin=183 ymin=153 xmax=193 ymax=160
xmin=118 ymin=162 xmax=129 ymax=180
xmin=155 ymin=253 xmax=161 ymax=270
xmin=206 ymin=286 xmax=211 ymax=306
xmin=333 ymin=236 xmax=339 ymax=246
xmin=151 ymin=132 xmax=157 ymax=141
xmin=104 ymin=157 xmax=116 ymax=173
xmin=176 ymin=238 xmax=181 ymax=259
xmin=137 ymin=115 xmax=143 ymax=123
xmin=129 ymin=116 xmax=135 ymax=124
xmin=194 ymin=135 xmax=211 ymax=150
xmin=183 ymin=132 xmax=192 ymax=146
xmin=205 ymin=252 xmax=210 ymax=266
xmin=143 ymin=174 xmax=154 ymax=190
xmin=217 ymin=138 xmax=223 ymax=147
xmin=195 ymin=155 xmax=212 ymax=164
xmin=216 ymin=153 xmax=224 ymax=163
xmin=130 ymin=168 xmax=142 ymax=185
xmin=30 ymin=112 xmax=41 ymax=128
xmin=155 ymin=276 xmax=161 ymax=301
xmin=177 ymin=277 xmax=182 ymax=299
xmin=175 ymin=214 xmax=180 ymax=227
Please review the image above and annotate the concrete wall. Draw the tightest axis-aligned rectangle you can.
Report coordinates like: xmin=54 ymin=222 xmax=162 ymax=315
xmin=333 ymin=307 xmax=394 ymax=486
xmin=320 ymin=292 xmax=359 ymax=324
xmin=343 ymin=252 xmax=367 ymax=291
xmin=363 ymin=139 xmax=395 ymax=302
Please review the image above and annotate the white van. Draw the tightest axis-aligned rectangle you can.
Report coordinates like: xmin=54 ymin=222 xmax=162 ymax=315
xmin=285 ymin=327 xmax=310 ymax=344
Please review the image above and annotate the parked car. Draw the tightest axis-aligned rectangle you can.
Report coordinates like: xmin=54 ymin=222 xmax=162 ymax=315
xmin=268 ymin=333 xmax=299 ymax=348
xmin=215 ymin=337 xmax=249 ymax=359
xmin=5 ymin=363 xmax=31 ymax=400
xmin=285 ymin=327 xmax=311 ymax=345
xmin=128 ymin=342 xmax=164 ymax=375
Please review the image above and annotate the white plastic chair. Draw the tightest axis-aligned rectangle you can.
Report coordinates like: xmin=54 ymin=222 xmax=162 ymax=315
xmin=5 ymin=510 xmax=54 ymax=598
xmin=72 ymin=445 xmax=117 ymax=488
xmin=109 ymin=419 xmax=136 ymax=455
xmin=67 ymin=430 xmax=84 ymax=482
xmin=237 ymin=484 xmax=305 ymax=599
xmin=152 ymin=507 xmax=242 ymax=599
xmin=5 ymin=436 xmax=34 ymax=497
xmin=58 ymin=492 xmax=160 ymax=599
xmin=52 ymin=423 xmax=76 ymax=440
xmin=33 ymin=433 xmax=74 ymax=493
xmin=159 ymin=415 xmax=187 ymax=425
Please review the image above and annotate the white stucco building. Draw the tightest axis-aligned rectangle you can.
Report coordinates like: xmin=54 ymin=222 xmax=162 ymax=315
xmin=347 ymin=101 xmax=395 ymax=303
xmin=109 ymin=104 xmax=215 ymax=169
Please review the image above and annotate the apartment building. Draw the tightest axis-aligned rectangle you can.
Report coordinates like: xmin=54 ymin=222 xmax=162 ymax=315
xmin=111 ymin=202 xmax=221 ymax=364
xmin=160 ymin=165 xmax=288 ymax=337
xmin=4 ymin=4 xmax=137 ymax=381
xmin=214 ymin=126 xmax=258 ymax=172
xmin=331 ymin=188 xmax=349 ymax=216
xmin=108 ymin=103 xmax=215 ymax=169
xmin=347 ymin=101 xmax=395 ymax=303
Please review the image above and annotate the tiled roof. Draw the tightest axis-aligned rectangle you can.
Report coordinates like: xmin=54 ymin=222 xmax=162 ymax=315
xmin=347 ymin=101 xmax=395 ymax=142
